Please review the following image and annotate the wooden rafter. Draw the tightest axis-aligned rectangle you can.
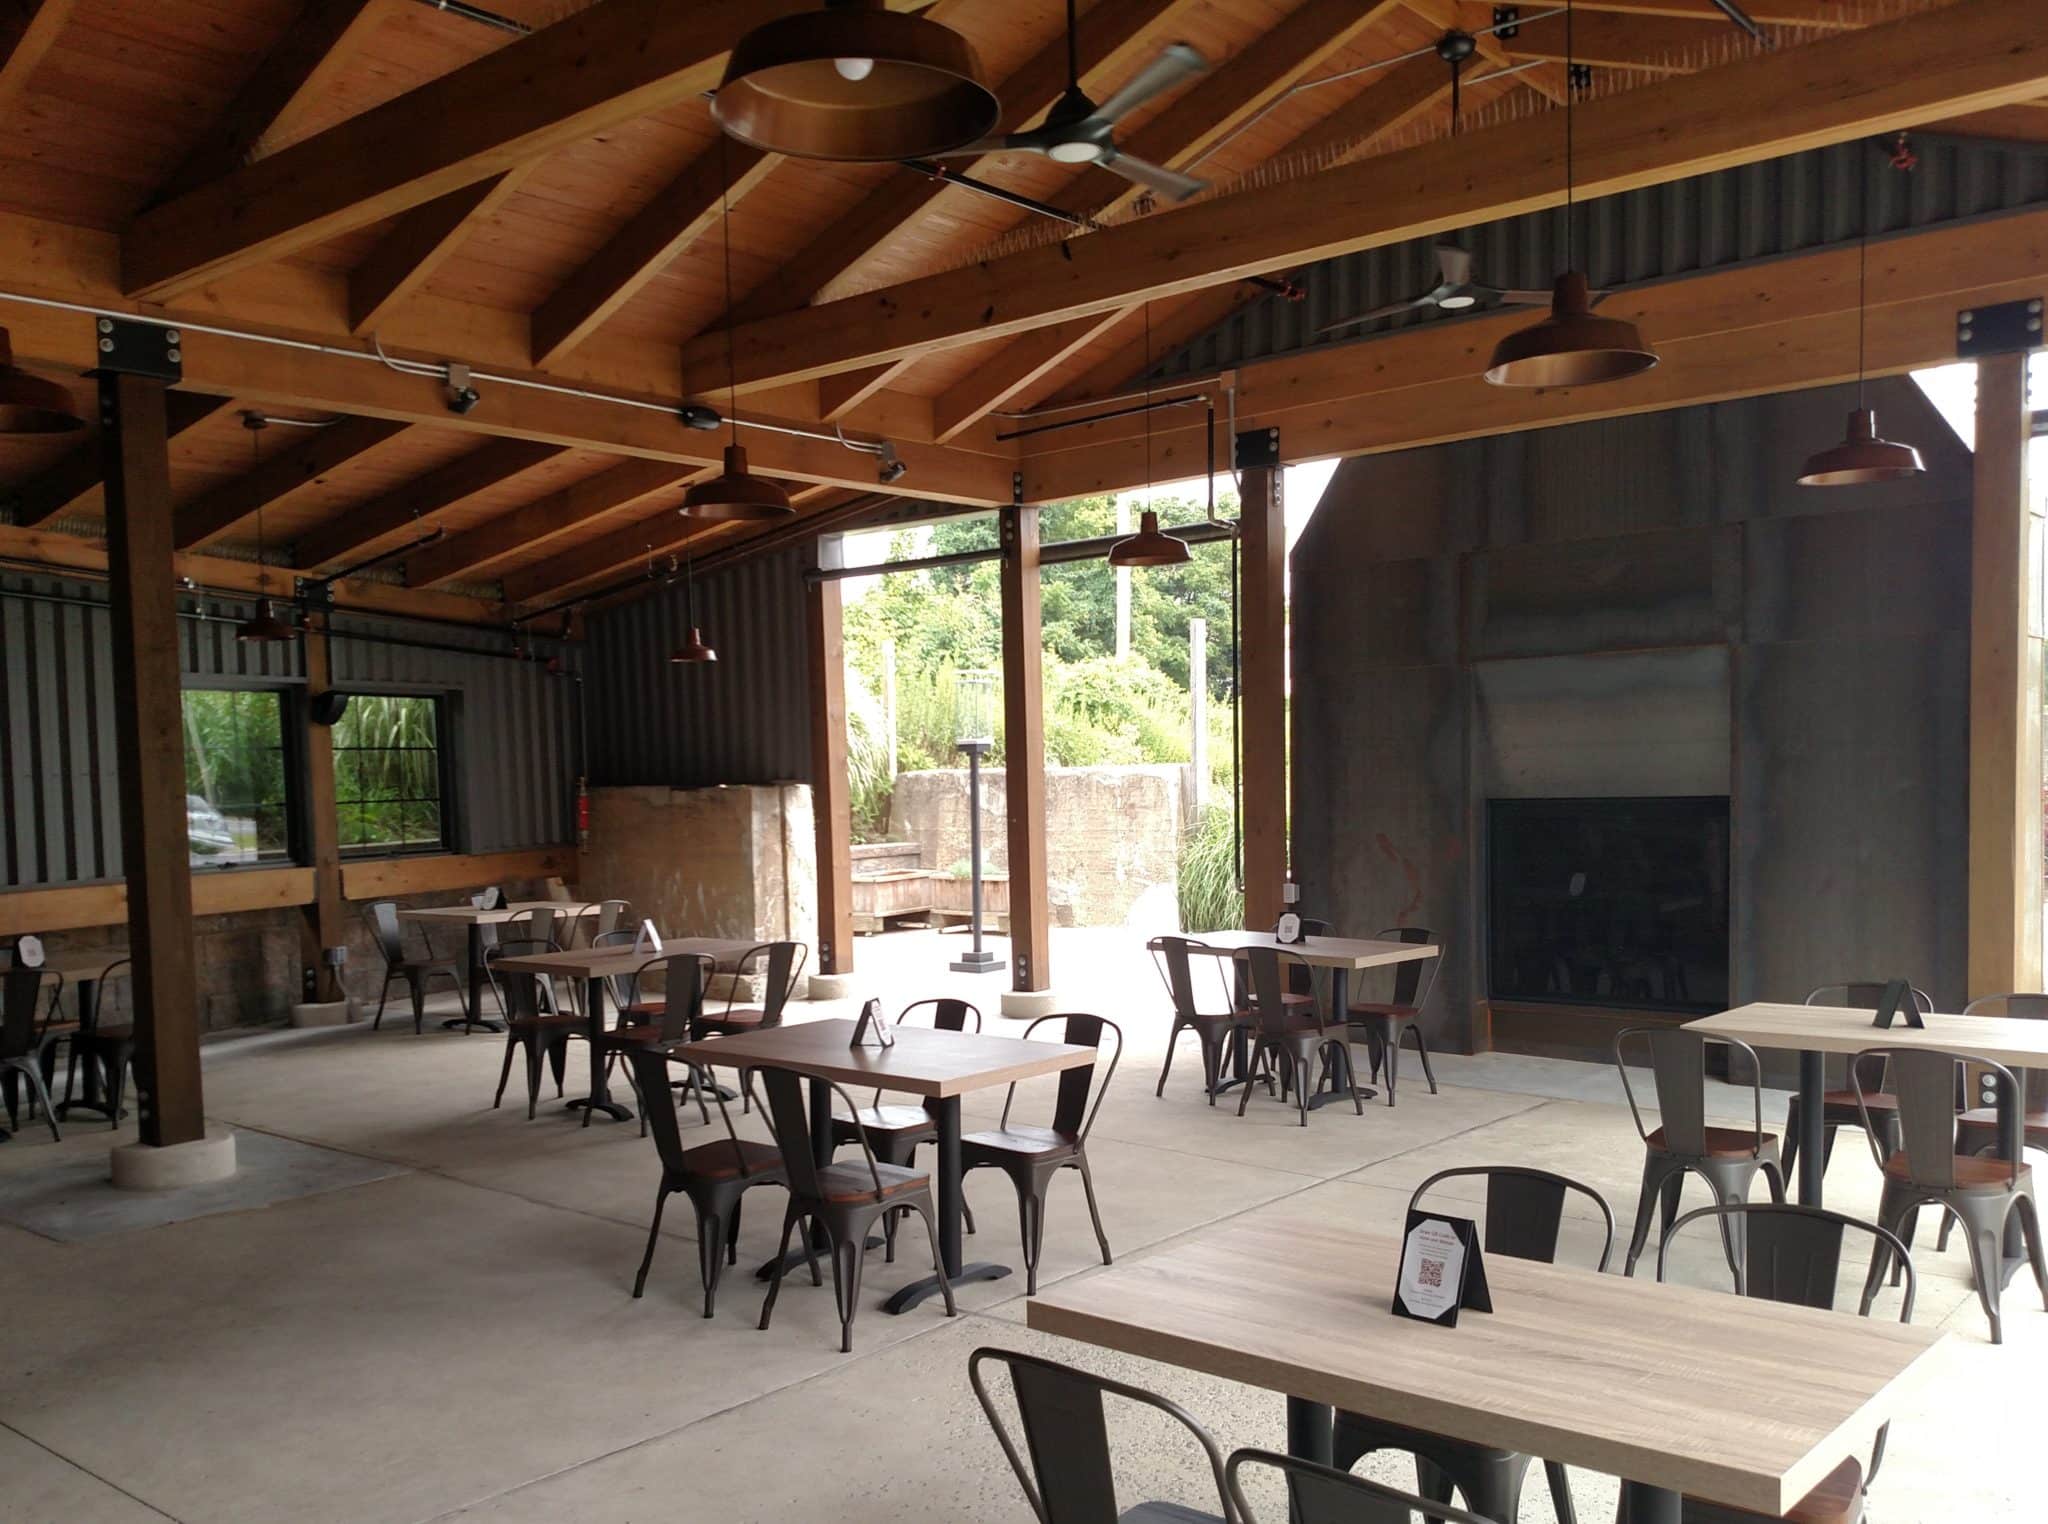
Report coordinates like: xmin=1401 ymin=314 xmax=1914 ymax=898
xmin=349 ymin=167 xmax=534 ymax=336
xmin=1404 ymin=0 xmax=1568 ymax=103
xmin=818 ymin=360 xmax=918 ymax=423
xmin=498 ymin=504 xmax=736 ymax=605
xmin=291 ymin=437 xmax=563 ymax=570
xmin=172 ymin=415 xmax=409 ymax=550
xmin=1498 ymin=8 xmax=1761 ymax=73
xmin=9 ymin=393 xmax=231 ymax=528
xmin=675 ymin=0 xmax=2048 ymax=395
xmin=405 ymin=458 xmax=693 ymax=588
xmin=931 ymin=312 xmax=1130 ymax=443
xmin=152 ymin=0 xmax=394 ymax=207
xmin=0 ymin=0 xmax=69 ymax=118
xmin=1575 ymin=0 xmax=1859 ymax=23
xmin=121 ymin=0 xmax=924 ymax=301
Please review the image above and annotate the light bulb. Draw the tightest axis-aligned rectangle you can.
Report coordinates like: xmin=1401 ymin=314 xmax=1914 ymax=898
xmin=1438 ymin=293 xmax=1477 ymax=310
xmin=834 ymin=56 xmax=875 ymax=82
xmin=1047 ymin=140 xmax=1104 ymax=164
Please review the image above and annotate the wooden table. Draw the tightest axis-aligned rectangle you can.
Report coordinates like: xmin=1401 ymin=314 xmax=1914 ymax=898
xmin=396 ymin=901 xmax=598 ymax=1034
xmin=1 ymin=946 xmax=132 ymax=1127
xmin=491 ymin=938 xmax=759 ymax=1121
xmin=1148 ymin=931 xmax=1440 ymax=1106
xmin=1028 ymin=1213 xmax=1943 ymax=1523
xmin=1687 ymin=1003 xmax=2048 ymax=1205
xmin=671 ymin=1018 xmax=1097 ymax=1313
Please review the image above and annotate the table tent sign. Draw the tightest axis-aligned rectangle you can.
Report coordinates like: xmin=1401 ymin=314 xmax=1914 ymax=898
xmin=1392 ymin=1211 xmax=1491 ymax=1328
xmin=12 ymin=934 xmax=45 ymax=968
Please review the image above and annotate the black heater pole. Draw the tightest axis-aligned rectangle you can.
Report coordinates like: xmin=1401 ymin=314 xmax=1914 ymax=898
xmin=951 ymin=738 xmax=1003 ymax=974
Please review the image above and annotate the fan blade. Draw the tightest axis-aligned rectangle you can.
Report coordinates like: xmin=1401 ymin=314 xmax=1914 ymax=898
xmin=928 ymin=134 xmax=1045 ymax=159
xmin=1089 ymin=42 xmax=1207 ymax=128
xmin=1318 ymin=297 xmax=1428 ymax=334
xmin=1101 ymin=151 xmax=1207 ymax=202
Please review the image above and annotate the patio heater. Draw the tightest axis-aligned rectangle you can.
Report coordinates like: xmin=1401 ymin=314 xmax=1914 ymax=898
xmin=949 ymin=669 xmax=1004 ymax=975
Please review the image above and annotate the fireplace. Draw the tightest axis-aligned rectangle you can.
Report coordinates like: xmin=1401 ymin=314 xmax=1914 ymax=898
xmin=1486 ymin=796 xmax=1730 ymax=1015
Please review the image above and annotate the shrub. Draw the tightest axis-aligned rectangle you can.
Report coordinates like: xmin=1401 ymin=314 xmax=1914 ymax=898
xmin=1176 ymin=806 xmax=1243 ymax=933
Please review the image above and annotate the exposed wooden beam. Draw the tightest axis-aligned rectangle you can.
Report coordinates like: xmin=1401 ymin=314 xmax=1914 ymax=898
xmin=531 ymin=143 xmax=774 ymax=367
xmin=0 ymin=867 xmax=316 ymax=936
xmin=339 ymin=847 xmax=579 ymax=901
xmin=8 ymin=392 xmax=230 ymax=527
xmin=1500 ymin=7 xmax=1759 ymax=74
xmin=1239 ymin=458 xmax=1285 ymax=930
xmin=496 ymin=507 xmax=739 ymax=606
xmin=292 ymin=436 xmax=562 ymax=569
xmin=999 ymin=505 xmax=1050 ymax=998
xmin=152 ymin=0 xmax=394 ymax=206
xmin=1406 ymin=0 xmax=1568 ymax=104
xmin=1576 ymin=0 xmax=1858 ymax=23
xmin=349 ymin=168 xmax=533 ymax=336
xmin=173 ymin=415 xmax=409 ymax=550
xmin=404 ymin=457 xmax=692 ymax=587
xmin=120 ymin=0 xmax=920 ymax=300
xmin=931 ymin=312 xmax=1128 ymax=443
xmin=817 ymin=360 xmax=917 ymax=423
xmin=809 ymin=534 xmax=853 ymax=979
xmin=678 ymin=0 xmax=2048 ymax=394
xmin=0 ymin=0 xmax=72 ymax=120
xmin=720 ymin=0 xmax=1186 ymax=327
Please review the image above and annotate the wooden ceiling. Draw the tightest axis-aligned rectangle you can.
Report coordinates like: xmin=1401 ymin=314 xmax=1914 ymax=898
xmin=0 ymin=0 xmax=2043 ymax=623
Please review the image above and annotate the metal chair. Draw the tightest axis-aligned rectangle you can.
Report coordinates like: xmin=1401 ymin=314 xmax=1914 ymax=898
xmin=1936 ymin=994 xmax=2048 ymax=1254
xmin=1780 ymin=983 xmax=1932 ymax=1185
xmin=1 ymin=965 xmax=63 ymax=1141
xmin=754 ymin=1066 xmax=953 ymax=1352
xmin=1616 ymin=1027 xmax=1786 ymax=1286
xmin=564 ymin=897 xmax=630 ymax=947
xmin=1659 ymin=1203 xmax=1914 ymax=1523
xmin=693 ymin=940 xmax=807 ymax=1110
xmin=1226 ymin=1448 xmax=1497 ymax=1524
xmin=828 ymin=998 xmax=982 ymax=1251
xmin=623 ymin=1044 xmax=785 ymax=1318
xmin=363 ymin=900 xmax=468 ymax=1033
xmin=1152 ymin=936 xmax=1250 ymax=1104
xmin=970 ymin=1346 xmax=1232 ymax=1524
xmin=962 ymin=1012 xmax=1120 ymax=1295
xmin=1345 ymin=926 xmax=1443 ymax=1107
xmin=1850 ymin=1046 xmax=2048 ymax=1344
xmin=65 ymin=957 xmax=134 ymax=1130
xmin=486 ymin=936 xmax=579 ymax=1120
xmin=1237 ymin=946 xmax=1364 ymax=1126
xmin=595 ymin=952 xmax=714 ymax=1134
xmin=1336 ymin=1166 xmax=1613 ymax=1524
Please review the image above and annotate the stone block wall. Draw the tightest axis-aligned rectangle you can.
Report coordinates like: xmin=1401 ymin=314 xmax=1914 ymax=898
xmin=584 ymin=784 xmax=816 ymax=949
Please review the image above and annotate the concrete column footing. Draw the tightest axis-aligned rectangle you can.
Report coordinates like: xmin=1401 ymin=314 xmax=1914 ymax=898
xmin=998 ymin=989 xmax=1060 ymax=1021
xmin=111 ymin=1123 xmax=237 ymax=1190
xmin=807 ymin=973 xmax=860 ymax=1001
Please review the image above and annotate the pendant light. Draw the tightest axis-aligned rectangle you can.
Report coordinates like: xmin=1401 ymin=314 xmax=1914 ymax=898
xmin=1109 ymin=304 xmax=1191 ymax=569
xmin=683 ymin=139 xmax=794 ymax=522
xmin=669 ymin=554 xmax=718 ymax=665
xmin=714 ymin=0 xmax=999 ymax=162
xmin=235 ymin=414 xmax=296 ymax=644
xmin=1798 ymin=150 xmax=1925 ymax=486
xmin=1486 ymin=4 xmax=1657 ymax=388
xmin=0 ymin=325 xmax=83 ymax=433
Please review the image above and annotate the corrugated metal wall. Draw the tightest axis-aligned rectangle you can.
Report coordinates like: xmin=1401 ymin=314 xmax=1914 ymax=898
xmin=0 ymin=570 xmax=578 ymax=888
xmin=1149 ymin=136 xmax=2048 ymax=382
xmin=583 ymin=545 xmax=813 ymax=788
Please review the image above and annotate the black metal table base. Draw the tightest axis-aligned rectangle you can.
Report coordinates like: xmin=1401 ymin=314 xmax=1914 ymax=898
xmin=564 ymin=1096 xmax=634 ymax=1122
xmin=1303 ymin=1082 xmax=1376 ymax=1110
xmin=884 ymin=1260 xmax=1009 ymax=1313
xmin=442 ymin=1015 xmax=504 ymax=1033
xmin=754 ymin=1232 xmax=885 ymax=1281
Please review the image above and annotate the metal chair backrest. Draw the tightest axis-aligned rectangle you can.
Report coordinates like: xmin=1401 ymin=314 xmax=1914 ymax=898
xmin=1226 ymin=1447 xmax=1495 ymax=1524
xmin=1806 ymin=983 xmax=1932 ymax=1093
xmin=729 ymin=941 xmax=807 ymax=1027
xmin=970 ymin=1346 xmax=1231 ymax=1524
xmin=365 ymin=901 xmax=407 ymax=967
xmin=1961 ymin=993 xmax=2048 ymax=1115
xmin=592 ymin=929 xmax=638 ymax=1007
xmin=1245 ymin=945 xmax=1319 ymax=1035
xmin=485 ymin=937 xmax=556 ymax=1021
xmin=755 ymin=1066 xmax=889 ymax=1204
xmin=643 ymin=952 xmax=711 ymax=1045
xmin=1409 ymin=1165 xmax=1615 ymax=1272
xmin=504 ymin=907 xmax=557 ymax=945
xmin=626 ymin=1044 xmax=756 ymax=1181
xmin=861 ymin=999 xmax=979 ymax=1110
xmin=1854 ymin=1046 xmax=2023 ymax=1189
xmin=1 ymin=965 xmax=58 ymax=1060
xmin=593 ymin=899 xmax=630 ymax=938
xmin=999 ymin=1013 xmax=1121 ymax=1142
xmin=1615 ymin=1026 xmax=1767 ymax=1160
xmin=1371 ymin=926 xmax=1442 ymax=1013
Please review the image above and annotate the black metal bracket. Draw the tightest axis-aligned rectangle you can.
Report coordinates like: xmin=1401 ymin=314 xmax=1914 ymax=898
xmin=1233 ymin=427 xmax=1280 ymax=473
xmin=1956 ymin=299 xmax=2044 ymax=359
xmin=294 ymin=577 xmax=336 ymax=610
xmin=1011 ymin=470 xmax=1024 ymax=506
xmin=1490 ymin=7 xmax=1519 ymax=42
xmin=1568 ymin=62 xmax=1592 ymax=95
xmin=88 ymin=318 xmax=182 ymax=383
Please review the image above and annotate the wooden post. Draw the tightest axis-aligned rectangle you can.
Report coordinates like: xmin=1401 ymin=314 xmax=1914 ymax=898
xmin=1969 ymin=352 xmax=2043 ymax=996
xmin=100 ymin=368 xmax=205 ymax=1146
xmin=808 ymin=537 xmax=853 ymax=976
xmin=300 ymin=613 xmax=346 ymax=1002
xmin=1239 ymin=446 xmax=1287 ymax=930
xmin=1001 ymin=504 xmax=1051 ymax=993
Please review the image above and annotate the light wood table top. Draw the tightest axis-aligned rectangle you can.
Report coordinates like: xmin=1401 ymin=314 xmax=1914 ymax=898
xmin=396 ymin=900 xmax=599 ymax=926
xmin=2 ymin=947 xmax=133 ymax=982
xmin=670 ymin=1018 xmax=1097 ymax=1099
xmin=489 ymin=937 xmax=760 ymax=979
xmin=1689 ymin=1003 xmax=2048 ymax=1067
xmin=1149 ymin=929 xmax=1439 ymax=971
xmin=1027 ymin=1214 xmax=1942 ymax=1516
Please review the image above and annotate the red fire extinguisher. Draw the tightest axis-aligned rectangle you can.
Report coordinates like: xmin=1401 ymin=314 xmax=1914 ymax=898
xmin=576 ymin=775 xmax=591 ymax=848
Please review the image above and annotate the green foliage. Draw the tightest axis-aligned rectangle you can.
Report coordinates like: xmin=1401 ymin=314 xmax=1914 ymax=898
xmin=1176 ymin=806 xmax=1244 ymax=934
xmin=333 ymin=694 xmax=444 ymax=852
xmin=182 ymin=689 xmax=288 ymax=860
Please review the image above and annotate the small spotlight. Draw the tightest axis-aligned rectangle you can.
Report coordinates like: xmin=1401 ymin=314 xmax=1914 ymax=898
xmin=445 ymin=363 xmax=481 ymax=415
xmin=876 ymin=441 xmax=908 ymax=484
xmin=678 ymin=403 xmax=722 ymax=431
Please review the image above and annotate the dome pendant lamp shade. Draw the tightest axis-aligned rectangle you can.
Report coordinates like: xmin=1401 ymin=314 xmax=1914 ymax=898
xmin=1484 ymin=272 xmax=1658 ymax=388
xmin=681 ymin=442 xmax=793 ymax=521
xmin=713 ymin=0 xmax=999 ymax=162
xmin=1107 ymin=509 xmax=1191 ymax=568
xmin=670 ymin=627 xmax=719 ymax=664
xmin=1798 ymin=407 xmax=1925 ymax=487
xmin=235 ymin=596 xmax=295 ymax=644
xmin=0 ymin=326 xmax=84 ymax=433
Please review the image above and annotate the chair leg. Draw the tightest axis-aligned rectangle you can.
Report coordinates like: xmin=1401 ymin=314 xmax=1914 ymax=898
xmin=373 ymin=973 xmax=394 ymax=1032
xmin=697 ymin=1202 xmax=728 ymax=1319
xmin=1017 ymin=1182 xmax=1046 ymax=1295
xmin=1383 ymin=1022 xmax=1400 ymax=1107
xmin=493 ymin=1033 xmax=516 ymax=1109
xmin=1544 ymin=1458 xmax=1577 ymax=1524
xmin=632 ymin=1187 xmax=670 ymax=1298
xmin=1199 ymin=1029 xmax=1224 ymax=1106
xmin=548 ymin=1036 xmax=568 ymax=1097
xmin=729 ymin=1193 xmax=744 ymax=1267
xmin=828 ymin=1226 xmax=865 ymax=1353
xmin=1156 ymin=1020 xmax=1184 ymax=1098
xmin=883 ymin=1204 xmax=898 ymax=1264
xmin=1077 ymin=1154 xmax=1113 ymax=1267
xmin=2016 ymin=1188 xmax=2048 ymax=1311
xmin=1405 ymin=1020 xmax=1439 ymax=1096
xmin=1951 ymin=1191 xmax=2012 ymax=1344
xmin=1781 ymin=1096 xmax=1801 ymax=1186
xmin=407 ymin=972 xmax=426 ymax=1036
xmin=1336 ymin=1042 xmax=1364 ymax=1116
xmin=1862 ymin=1178 xmax=1912 ymax=1310
xmin=523 ymin=1036 xmax=544 ymax=1121
xmin=1623 ymin=1154 xmax=1683 ymax=1277
xmin=15 ymin=1060 xmax=59 ymax=1143
xmin=758 ymin=1205 xmax=802 ymax=1331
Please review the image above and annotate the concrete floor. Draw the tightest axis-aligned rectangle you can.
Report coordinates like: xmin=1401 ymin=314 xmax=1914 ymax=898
xmin=0 ymin=927 xmax=2036 ymax=1523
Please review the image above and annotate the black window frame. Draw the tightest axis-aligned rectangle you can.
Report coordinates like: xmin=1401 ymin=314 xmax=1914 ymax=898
xmin=331 ymin=689 xmax=454 ymax=859
xmin=179 ymin=681 xmax=306 ymax=871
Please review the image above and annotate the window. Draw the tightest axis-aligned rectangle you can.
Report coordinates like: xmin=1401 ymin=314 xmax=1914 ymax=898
xmin=181 ymin=689 xmax=290 ymax=867
xmin=334 ymin=694 xmax=447 ymax=855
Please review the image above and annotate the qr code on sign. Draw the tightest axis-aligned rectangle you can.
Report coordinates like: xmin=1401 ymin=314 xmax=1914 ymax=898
xmin=1417 ymin=1256 xmax=1445 ymax=1290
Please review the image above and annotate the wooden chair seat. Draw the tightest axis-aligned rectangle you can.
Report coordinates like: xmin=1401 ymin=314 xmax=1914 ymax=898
xmin=673 ymin=1138 xmax=784 ymax=1183
xmin=815 ymin=1159 xmax=927 ymax=1203
xmin=842 ymin=1103 xmax=935 ymax=1137
xmin=617 ymin=999 xmax=664 ymax=1023
xmin=960 ymin=1123 xmax=1082 ymax=1160
xmin=600 ymin=1023 xmax=680 ymax=1050
xmin=1882 ymin=1150 xmax=2030 ymax=1192
xmin=508 ymin=1011 xmax=584 ymax=1033
xmin=1816 ymin=1088 xmax=1896 ymax=1114
xmin=695 ymin=1009 xmax=767 ymax=1034
xmin=1646 ymin=1125 xmax=1775 ymax=1159
xmin=1345 ymin=1001 xmax=1418 ymax=1020
xmin=1955 ymin=1105 xmax=2048 ymax=1135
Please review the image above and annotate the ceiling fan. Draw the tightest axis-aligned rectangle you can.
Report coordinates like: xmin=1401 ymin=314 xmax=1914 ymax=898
xmin=1317 ymin=245 xmax=1596 ymax=334
xmin=932 ymin=0 xmax=1211 ymax=203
